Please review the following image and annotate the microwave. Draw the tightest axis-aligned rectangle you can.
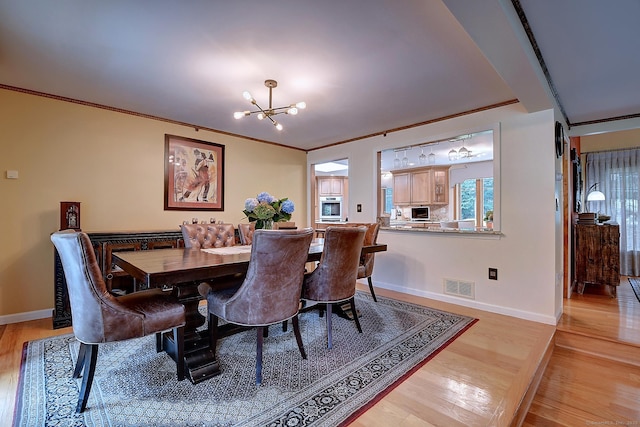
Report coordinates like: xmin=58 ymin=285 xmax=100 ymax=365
xmin=410 ymin=206 xmax=430 ymax=221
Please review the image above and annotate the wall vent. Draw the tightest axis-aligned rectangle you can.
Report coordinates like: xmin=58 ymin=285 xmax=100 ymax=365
xmin=443 ymin=278 xmax=475 ymax=299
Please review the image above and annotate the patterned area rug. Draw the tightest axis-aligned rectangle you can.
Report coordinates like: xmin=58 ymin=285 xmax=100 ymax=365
xmin=15 ymin=292 xmax=476 ymax=427
xmin=629 ymin=277 xmax=640 ymax=303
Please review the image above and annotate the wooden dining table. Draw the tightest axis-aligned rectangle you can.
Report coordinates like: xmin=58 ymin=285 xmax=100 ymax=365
xmin=112 ymin=239 xmax=387 ymax=383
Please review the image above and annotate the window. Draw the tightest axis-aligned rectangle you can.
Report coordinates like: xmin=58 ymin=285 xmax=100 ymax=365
xmin=457 ymin=177 xmax=493 ymax=224
xmin=378 ymin=125 xmax=499 ymax=231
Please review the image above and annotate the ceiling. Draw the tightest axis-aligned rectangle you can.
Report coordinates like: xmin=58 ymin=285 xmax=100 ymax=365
xmin=1 ymin=1 xmax=639 ymax=152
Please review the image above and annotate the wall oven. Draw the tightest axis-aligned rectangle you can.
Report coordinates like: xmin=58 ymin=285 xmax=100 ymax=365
xmin=319 ymin=196 xmax=343 ymax=221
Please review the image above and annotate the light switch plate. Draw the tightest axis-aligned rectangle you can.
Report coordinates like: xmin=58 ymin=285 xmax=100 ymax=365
xmin=6 ymin=170 xmax=18 ymax=179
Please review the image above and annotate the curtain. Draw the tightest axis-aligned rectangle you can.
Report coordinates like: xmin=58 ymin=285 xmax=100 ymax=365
xmin=586 ymin=149 xmax=640 ymax=276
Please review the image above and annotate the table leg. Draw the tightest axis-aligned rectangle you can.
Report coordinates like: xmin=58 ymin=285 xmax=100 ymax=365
xmin=162 ymin=283 xmax=221 ymax=384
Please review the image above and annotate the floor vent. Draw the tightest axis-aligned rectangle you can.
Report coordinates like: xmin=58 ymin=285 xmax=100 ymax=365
xmin=443 ymin=278 xmax=475 ymax=299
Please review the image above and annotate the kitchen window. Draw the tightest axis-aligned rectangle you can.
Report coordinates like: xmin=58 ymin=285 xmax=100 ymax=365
xmin=456 ymin=178 xmax=493 ymax=225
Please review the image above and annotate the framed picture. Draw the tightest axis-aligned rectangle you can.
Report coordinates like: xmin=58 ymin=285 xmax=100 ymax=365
xmin=164 ymin=134 xmax=224 ymax=211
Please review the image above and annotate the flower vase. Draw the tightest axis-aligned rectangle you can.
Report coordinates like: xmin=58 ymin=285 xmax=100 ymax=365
xmin=257 ymin=219 xmax=273 ymax=229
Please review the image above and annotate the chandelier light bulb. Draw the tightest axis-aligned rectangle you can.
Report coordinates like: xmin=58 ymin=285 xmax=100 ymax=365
xmin=257 ymin=113 xmax=265 ymax=120
xmin=234 ymin=111 xmax=249 ymax=119
xmin=287 ymin=107 xmax=299 ymax=115
xmin=296 ymin=101 xmax=306 ymax=109
xmin=274 ymin=122 xmax=283 ymax=131
xmin=242 ymin=91 xmax=253 ymax=101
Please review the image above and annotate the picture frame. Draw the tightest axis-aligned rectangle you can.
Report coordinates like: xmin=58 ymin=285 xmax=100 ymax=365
xmin=164 ymin=134 xmax=224 ymax=211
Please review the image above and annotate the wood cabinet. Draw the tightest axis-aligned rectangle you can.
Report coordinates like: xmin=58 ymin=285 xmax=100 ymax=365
xmin=392 ymin=173 xmax=411 ymax=205
xmin=574 ymin=224 xmax=620 ymax=296
xmin=53 ymin=230 xmax=184 ymax=328
xmin=392 ymin=166 xmax=449 ymax=206
xmin=318 ymin=177 xmax=345 ymax=196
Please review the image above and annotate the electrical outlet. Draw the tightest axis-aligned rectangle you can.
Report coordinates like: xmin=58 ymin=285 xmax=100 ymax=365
xmin=357 ymin=204 xmax=362 ymax=212
xmin=488 ymin=268 xmax=498 ymax=280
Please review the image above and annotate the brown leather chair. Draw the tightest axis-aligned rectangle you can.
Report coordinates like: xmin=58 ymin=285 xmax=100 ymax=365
xmin=357 ymin=222 xmax=381 ymax=302
xmin=206 ymin=228 xmax=314 ymax=384
xmin=237 ymin=222 xmax=255 ymax=245
xmin=182 ymin=223 xmax=244 ymax=296
xmin=301 ymin=226 xmax=366 ymax=349
xmin=50 ymin=230 xmax=186 ymax=413
xmin=181 ymin=223 xmax=236 ymax=248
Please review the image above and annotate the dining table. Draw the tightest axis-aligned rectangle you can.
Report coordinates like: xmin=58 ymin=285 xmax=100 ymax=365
xmin=112 ymin=238 xmax=387 ymax=384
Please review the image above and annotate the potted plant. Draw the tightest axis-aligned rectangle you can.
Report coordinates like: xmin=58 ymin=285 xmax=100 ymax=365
xmin=484 ymin=210 xmax=493 ymax=229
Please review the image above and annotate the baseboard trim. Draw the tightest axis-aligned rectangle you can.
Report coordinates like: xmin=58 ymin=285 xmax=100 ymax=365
xmin=0 ymin=308 xmax=52 ymax=325
xmin=374 ymin=282 xmax=557 ymax=325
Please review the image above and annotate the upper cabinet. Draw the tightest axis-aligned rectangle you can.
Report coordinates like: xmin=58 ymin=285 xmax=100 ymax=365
xmin=318 ymin=177 xmax=345 ymax=196
xmin=392 ymin=166 xmax=449 ymax=206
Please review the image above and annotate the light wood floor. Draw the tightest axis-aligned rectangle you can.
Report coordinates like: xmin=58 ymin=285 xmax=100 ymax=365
xmin=524 ymin=277 xmax=640 ymax=426
xmin=1 ymin=279 xmax=638 ymax=426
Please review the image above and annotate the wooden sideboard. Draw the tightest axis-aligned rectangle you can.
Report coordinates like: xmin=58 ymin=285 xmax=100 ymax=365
xmin=574 ymin=223 xmax=620 ymax=296
xmin=53 ymin=230 xmax=184 ymax=329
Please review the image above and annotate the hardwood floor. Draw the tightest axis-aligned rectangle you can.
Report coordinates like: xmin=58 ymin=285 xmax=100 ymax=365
xmin=2 ymin=279 xmax=638 ymax=426
xmin=523 ymin=277 xmax=640 ymax=426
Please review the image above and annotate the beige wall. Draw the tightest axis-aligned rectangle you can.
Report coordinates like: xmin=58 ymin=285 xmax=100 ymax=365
xmin=0 ymin=88 xmax=307 ymax=319
xmin=581 ymin=128 xmax=640 ymax=152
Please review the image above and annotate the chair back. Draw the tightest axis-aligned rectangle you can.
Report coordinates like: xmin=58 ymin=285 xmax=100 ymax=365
xmin=237 ymin=222 xmax=255 ymax=245
xmin=359 ymin=222 xmax=380 ymax=277
xmin=181 ymin=223 xmax=235 ymax=248
xmin=220 ymin=228 xmax=314 ymax=325
xmin=51 ymin=231 xmax=148 ymax=343
xmin=304 ymin=226 xmax=366 ymax=302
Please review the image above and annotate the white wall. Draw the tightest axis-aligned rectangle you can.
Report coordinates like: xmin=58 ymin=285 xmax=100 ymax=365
xmin=308 ymin=103 xmax=559 ymax=324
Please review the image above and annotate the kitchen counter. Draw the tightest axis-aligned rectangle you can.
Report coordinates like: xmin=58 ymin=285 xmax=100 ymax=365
xmin=383 ymin=223 xmax=501 ymax=236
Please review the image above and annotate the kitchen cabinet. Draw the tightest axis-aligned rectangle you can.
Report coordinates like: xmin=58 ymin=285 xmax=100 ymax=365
xmin=392 ymin=173 xmax=411 ymax=205
xmin=574 ymin=224 xmax=620 ymax=296
xmin=392 ymin=166 xmax=449 ymax=206
xmin=318 ymin=177 xmax=345 ymax=196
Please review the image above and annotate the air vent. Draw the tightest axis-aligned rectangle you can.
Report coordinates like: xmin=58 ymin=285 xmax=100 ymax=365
xmin=443 ymin=278 xmax=475 ymax=299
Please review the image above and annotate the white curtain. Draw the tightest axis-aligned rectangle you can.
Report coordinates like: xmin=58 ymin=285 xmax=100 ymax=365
xmin=586 ymin=149 xmax=640 ymax=276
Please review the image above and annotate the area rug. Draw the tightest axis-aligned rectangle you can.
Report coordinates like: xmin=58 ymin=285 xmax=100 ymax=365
xmin=629 ymin=277 xmax=640 ymax=303
xmin=14 ymin=292 xmax=477 ymax=427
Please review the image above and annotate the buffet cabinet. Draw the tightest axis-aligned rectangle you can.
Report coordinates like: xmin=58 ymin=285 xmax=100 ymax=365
xmin=53 ymin=230 xmax=184 ymax=329
xmin=574 ymin=224 xmax=620 ymax=296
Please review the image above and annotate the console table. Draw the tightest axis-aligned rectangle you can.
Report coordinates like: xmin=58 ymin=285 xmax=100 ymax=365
xmin=53 ymin=230 xmax=184 ymax=329
xmin=574 ymin=223 xmax=620 ymax=296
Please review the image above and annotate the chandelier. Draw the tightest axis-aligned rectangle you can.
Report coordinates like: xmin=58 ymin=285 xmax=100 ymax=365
xmin=233 ymin=79 xmax=306 ymax=131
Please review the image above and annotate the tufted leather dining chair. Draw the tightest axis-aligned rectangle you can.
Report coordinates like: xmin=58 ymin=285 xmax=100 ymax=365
xmin=237 ymin=222 xmax=255 ymax=245
xmin=50 ymin=230 xmax=186 ymax=413
xmin=206 ymin=228 xmax=314 ymax=384
xmin=357 ymin=222 xmax=381 ymax=302
xmin=181 ymin=223 xmax=236 ymax=249
xmin=301 ymin=226 xmax=366 ymax=349
xmin=181 ymin=223 xmax=244 ymax=297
